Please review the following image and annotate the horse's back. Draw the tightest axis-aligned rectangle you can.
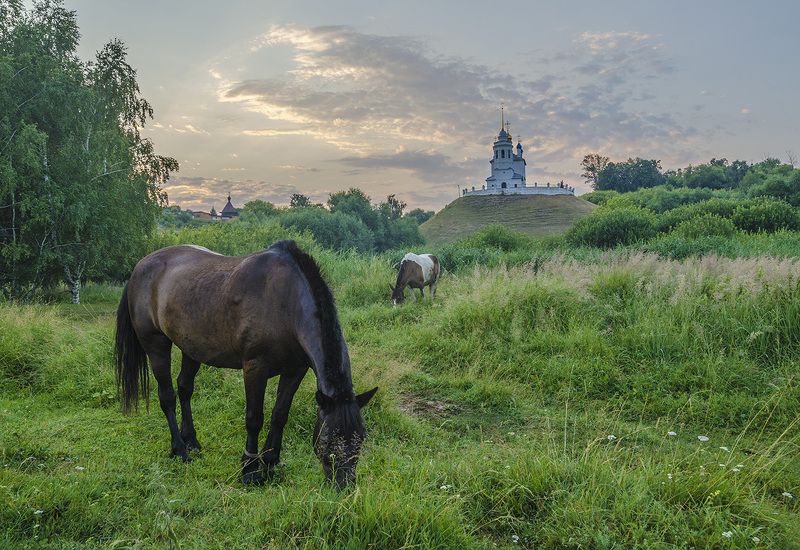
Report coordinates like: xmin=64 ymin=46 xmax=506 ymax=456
xmin=127 ymin=245 xmax=305 ymax=367
xmin=402 ymin=252 xmax=438 ymax=285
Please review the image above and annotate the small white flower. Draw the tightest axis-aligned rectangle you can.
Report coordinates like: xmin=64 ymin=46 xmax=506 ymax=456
xmin=736 ymin=464 xmax=744 ymax=468
xmin=731 ymin=468 xmax=740 ymax=473
xmin=507 ymin=432 xmax=515 ymax=436
xmin=75 ymin=465 xmax=85 ymax=471
xmin=667 ymin=473 xmax=673 ymax=480
xmin=719 ymin=463 xmax=726 ymax=468
xmin=667 ymin=431 xmax=677 ymax=437
xmin=33 ymin=510 xmax=43 ymax=515
xmin=511 ymin=534 xmax=519 ymax=543
xmin=440 ymin=484 xmax=452 ymax=491
xmin=607 ymin=434 xmax=617 ymax=441
xmin=752 ymin=536 xmax=760 ymax=543
xmin=782 ymin=491 xmax=793 ymax=499
xmin=33 ymin=524 xmax=39 ymax=529
xmin=722 ymin=531 xmax=732 ymax=538
xmin=719 ymin=446 xmax=729 ymax=452
xmin=698 ymin=435 xmax=709 ymax=442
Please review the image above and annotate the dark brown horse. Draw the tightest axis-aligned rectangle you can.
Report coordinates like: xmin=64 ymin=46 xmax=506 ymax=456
xmin=391 ymin=253 xmax=440 ymax=305
xmin=114 ymin=240 xmax=377 ymax=488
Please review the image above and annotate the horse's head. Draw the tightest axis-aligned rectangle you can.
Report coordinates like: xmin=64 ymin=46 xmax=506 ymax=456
xmin=313 ymin=387 xmax=378 ymax=489
xmin=390 ymin=284 xmax=405 ymax=306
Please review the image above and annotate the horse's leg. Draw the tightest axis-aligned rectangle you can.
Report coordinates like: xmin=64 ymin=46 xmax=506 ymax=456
xmin=148 ymin=341 xmax=189 ymax=462
xmin=177 ymin=353 xmax=201 ymax=452
xmin=242 ymin=360 xmax=268 ymax=485
xmin=429 ymin=281 xmax=437 ymax=301
xmin=262 ymin=367 xmax=307 ymax=476
xmin=409 ymin=287 xmax=417 ymax=302
xmin=419 ymin=287 xmax=425 ymax=300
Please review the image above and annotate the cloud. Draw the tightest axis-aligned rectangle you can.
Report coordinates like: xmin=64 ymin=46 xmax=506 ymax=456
xmin=164 ymin=176 xmax=316 ymax=209
xmin=211 ymin=24 xmax=700 ymax=192
xmin=338 ymin=148 xmax=477 ymax=181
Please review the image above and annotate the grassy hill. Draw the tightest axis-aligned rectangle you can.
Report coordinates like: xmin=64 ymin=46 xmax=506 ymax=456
xmin=420 ymin=194 xmax=597 ymax=245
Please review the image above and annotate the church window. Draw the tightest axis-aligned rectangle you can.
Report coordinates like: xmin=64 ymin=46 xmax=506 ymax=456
xmin=501 ymin=150 xmax=505 ymax=158
xmin=501 ymin=182 xmax=507 ymax=189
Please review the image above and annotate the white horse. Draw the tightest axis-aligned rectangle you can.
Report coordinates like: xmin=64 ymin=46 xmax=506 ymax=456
xmin=390 ymin=253 xmax=440 ymax=305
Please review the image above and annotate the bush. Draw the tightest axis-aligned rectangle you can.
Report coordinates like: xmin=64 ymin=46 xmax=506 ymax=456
xmin=581 ymin=190 xmax=619 ymax=206
xmin=672 ymin=214 xmax=736 ymax=239
xmin=645 ymin=234 xmax=735 ymax=260
xmin=459 ymin=225 xmax=533 ymax=251
xmin=279 ymin=209 xmax=375 ymax=252
xmin=151 ymin=221 xmax=315 ymax=256
xmin=732 ymin=198 xmax=800 ymax=233
xmin=656 ymin=198 xmax=741 ymax=232
xmin=566 ymin=207 xmax=657 ymax=248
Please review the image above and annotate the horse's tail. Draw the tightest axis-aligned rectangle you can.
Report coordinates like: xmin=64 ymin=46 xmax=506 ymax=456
xmin=114 ymin=283 xmax=149 ymax=414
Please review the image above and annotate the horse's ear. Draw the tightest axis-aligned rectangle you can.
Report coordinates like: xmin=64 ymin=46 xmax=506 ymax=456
xmin=316 ymin=390 xmax=334 ymax=410
xmin=356 ymin=387 xmax=378 ymax=409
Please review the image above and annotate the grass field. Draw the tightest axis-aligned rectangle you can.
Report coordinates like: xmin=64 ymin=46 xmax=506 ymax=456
xmin=420 ymin=195 xmax=597 ymax=245
xmin=1 ymin=251 xmax=799 ymax=548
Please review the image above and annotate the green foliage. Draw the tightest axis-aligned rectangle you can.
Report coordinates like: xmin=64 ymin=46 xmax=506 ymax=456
xmin=595 ymin=157 xmax=666 ymax=192
xmin=2 ymin=249 xmax=800 ymax=547
xmin=239 ymin=199 xmax=277 ymax=222
xmin=566 ymin=207 xmax=657 ymax=248
xmin=289 ymin=193 xmax=313 ymax=208
xmin=279 ymin=209 xmax=375 ymax=252
xmin=656 ymin=198 xmax=742 ymax=232
xmin=672 ymin=214 xmax=736 ymax=239
xmin=580 ymin=189 xmax=619 ymax=206
xmin=459 ymin=224 xmax=534 ymax=251
xmin=732 ymin=198 xmax=800 ymax=233
xmin=0 ymin=2 xmax=176 ymax=302
xmin=405 ymin=208 xmax=435 ymax=225
xmin=159 ymin=206 xmax=197 ymax=228
xmin=152 ymin=221 xmax=316 ymax=256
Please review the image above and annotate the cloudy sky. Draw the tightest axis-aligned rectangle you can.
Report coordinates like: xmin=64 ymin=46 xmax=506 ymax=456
xmin=66 ymin=0 xmax=799 ymax=211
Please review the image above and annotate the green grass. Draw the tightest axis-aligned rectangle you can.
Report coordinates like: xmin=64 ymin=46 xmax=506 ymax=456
xmin=1 ymin=251 xmax=799 ymax=548
xmin=420 ymin=194 xmax=597 ymax=245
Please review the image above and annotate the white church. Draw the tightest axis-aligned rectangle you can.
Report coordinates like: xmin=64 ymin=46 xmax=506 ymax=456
xmin=463 ymin=109 xmax=574 ymax=197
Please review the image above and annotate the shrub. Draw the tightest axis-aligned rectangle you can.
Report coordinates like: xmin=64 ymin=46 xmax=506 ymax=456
xmin=151 ymin=221 xmax=315 ymax=256
xmin=732 ymin=198 xmax=800 ymax=233
xmin=672 ymin=214 xmax=736 ymax=239
xmin=459 ymin=225 xmax=533 ymax=251
xmin=656 ymin=198 xmax=741 ymax=232
xmin=581 ymin=190 xmax=619 ymax=206
xmin=645 ymin=234 xmax=734 ymax=260
xmin=566 ymin=207 xmax=657 ymax=248
xmin=279 ymin=209 xmax=375 ymax=252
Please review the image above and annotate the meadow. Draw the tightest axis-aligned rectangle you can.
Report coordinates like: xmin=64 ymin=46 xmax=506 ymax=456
xmin=1 ymin=227 xmax=799 ymax=548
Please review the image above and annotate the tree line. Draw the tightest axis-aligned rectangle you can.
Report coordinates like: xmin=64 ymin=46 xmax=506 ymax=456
xmin=581 ymin=153 xmax=799 ymax=203
xmin=164 ymin=189 xmax=435 ymax=254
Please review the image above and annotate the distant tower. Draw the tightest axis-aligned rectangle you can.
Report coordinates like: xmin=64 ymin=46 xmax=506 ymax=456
xmin=485 ymin=106 xmax=526 ymax=190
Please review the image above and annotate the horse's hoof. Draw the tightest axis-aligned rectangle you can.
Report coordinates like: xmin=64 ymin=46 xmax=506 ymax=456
xmin=185 ymin=440 xmax=202 ymax=453
xmin=242 ymin=471 xmax=264 ymax=486
xmin=172 ymin=450 xmax=191 ymax=463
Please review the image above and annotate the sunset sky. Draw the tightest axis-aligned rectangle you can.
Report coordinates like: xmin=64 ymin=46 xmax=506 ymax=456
xmin=65 ymin=0 xmax=800 ymax=212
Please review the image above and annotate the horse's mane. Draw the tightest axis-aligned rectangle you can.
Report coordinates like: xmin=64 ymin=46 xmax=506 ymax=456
xmin=269 ymin=240 xmax=349 ymax=398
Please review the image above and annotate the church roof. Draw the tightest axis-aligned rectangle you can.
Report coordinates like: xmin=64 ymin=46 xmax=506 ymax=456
xmin=221 ymin=195 xmax=239 ymax=216
xmin=498 ymin=128 xmax=508 ymax=140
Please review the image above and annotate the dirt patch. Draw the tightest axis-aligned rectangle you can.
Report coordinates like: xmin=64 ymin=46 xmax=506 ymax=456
xmin=398 ymin=392 xmax=461 ymax=418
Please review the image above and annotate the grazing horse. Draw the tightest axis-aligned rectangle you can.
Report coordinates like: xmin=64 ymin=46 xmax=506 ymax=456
xmin=391 ymin=253 xmax=440 ymax=305
xmin=114 ymin=240 xmax=377 ymax=488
